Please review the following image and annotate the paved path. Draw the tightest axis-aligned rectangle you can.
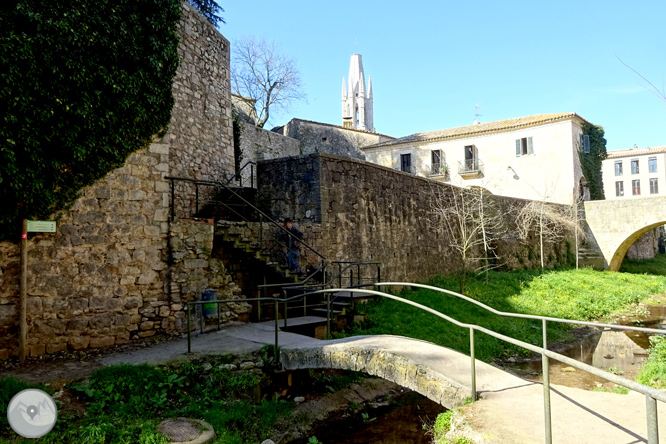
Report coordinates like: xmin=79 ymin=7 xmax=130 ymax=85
xmin=7 ymin=321 xmax=666 ymax=443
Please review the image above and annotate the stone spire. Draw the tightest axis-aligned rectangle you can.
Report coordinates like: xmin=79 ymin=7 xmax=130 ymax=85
xmin=342 ymin=54 xmax=374 ymax=132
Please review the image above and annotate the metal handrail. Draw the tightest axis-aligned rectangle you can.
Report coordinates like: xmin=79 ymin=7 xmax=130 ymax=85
xmin=166 ymin=175 xmax=325 ymax=261
xmin=226 ymin=161 xmax=256 ymax=187
xmin=186 ymin=286 xmax=664 ymax=443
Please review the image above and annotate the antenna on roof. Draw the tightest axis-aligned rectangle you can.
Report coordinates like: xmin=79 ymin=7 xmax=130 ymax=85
xmin=473 ymin=105 xmax=482 ymax=124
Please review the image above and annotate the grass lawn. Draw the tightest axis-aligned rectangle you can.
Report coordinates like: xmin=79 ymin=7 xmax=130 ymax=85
xmin=620 ymin=254 xmax=666 ymax=276
xmin=0 ymin=356 xmax=292 ymax=444
xmin=344 ymin=268 xmax=666 ymax=362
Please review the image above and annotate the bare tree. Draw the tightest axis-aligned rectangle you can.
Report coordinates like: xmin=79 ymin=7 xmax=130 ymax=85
xmin=231 ymin=36 xmax=305 ymax=128
xmin=616 ymin=53 xmax=666 ymax=104
xmin=516 ymin=195 xmax=583 ymax=269
xmin=431 ymin=183 xmax=505 ymax=293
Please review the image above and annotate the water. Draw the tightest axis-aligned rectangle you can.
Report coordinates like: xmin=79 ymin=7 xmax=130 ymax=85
xmin=293 ymin=390 xmax=445 ymax=444
xmin=515 ymin=305 xmax=666 ymax=389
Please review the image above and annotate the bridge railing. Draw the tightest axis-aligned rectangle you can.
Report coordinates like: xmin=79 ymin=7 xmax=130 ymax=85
xmin=185 ymin=284 xmax=666 ymax=444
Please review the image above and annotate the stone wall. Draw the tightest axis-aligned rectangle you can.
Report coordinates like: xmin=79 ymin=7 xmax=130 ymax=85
xmin=0 ymin=3 xmax=241 ymax=359
xmin=234 ymin=122 xmax=301 ymax=186
xmin=626 ymin=229 xmax=659 ymax=260
xmin=273 ymin=119 xmax=395 ymax=161
xmin=258 ymin=154 xmax=572 ymax=283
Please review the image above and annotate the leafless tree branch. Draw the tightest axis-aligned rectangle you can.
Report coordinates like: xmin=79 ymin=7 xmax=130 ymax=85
xmin=616 ymin=53 xmax=666 ymax=104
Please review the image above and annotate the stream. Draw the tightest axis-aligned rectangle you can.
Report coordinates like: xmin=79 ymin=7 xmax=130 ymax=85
xmin=511 ymin=304 xmax=666 ymax=389
xmin=292 ymin=390 xmax=445 ymax=444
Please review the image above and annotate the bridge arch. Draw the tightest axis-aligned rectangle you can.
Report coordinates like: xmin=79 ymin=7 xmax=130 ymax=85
xmin=583 ymin=197 xmax=666 ymax=270
xmin=279 ymin=334 xmax=519 ymax=409
xmin=608 ymin=221 xmax=666 ymax=271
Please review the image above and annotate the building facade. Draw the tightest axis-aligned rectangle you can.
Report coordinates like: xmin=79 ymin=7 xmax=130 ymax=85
xmin=342 ymin=54 xmax=374 ymax=132
xmin=362 ymin=113 xmax=591 ymax=205
xmin=602 ymin=146 xmax=666 ymax=199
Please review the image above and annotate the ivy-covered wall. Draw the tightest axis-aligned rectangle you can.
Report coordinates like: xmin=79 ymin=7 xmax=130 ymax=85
xmin=580 ymin=123 xmax=608 ymax=200
xmin=0 ymin=0 xmax=181 ymax=241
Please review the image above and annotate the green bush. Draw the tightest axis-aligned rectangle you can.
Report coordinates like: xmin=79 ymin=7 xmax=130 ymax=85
xmin=637 ymin=335 xmax=666 ymax=389
xmin=0 ymin=0 xmax=180 ymax=241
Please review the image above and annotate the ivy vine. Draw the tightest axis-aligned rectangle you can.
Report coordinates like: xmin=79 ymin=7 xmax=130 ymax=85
xmin=232 ymin=110 xmax=244 ymax=177
xmin=579 ymin=122 xmax=608 ymax=200
xmin=0 ymin=0 xmax=181 ymax=241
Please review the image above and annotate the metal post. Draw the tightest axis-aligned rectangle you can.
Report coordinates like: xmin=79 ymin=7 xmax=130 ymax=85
xmin=251 ymin=164 xmax=254 ymax=189
xmin=195 ymin=183 xmax=199 ymax=216
xmin=646 ymin=395 xmax=659 ymax=444
xmin=338 ymin=263 xmax=342 ymax=288
xmin=274 ymin=300 xmax=280 ymax=364
xmin=303 ymin=294 xmax=307 ymax=317
xmin=283 ymin=299 xmax=288 ymax=328
xmin=170 ymin=180 xmax=175 ymax=221
xmin=377 ymin=265 xmax=381 ymax=292
xmin=326 ymin=292 xmax=331 ymax=338
xmin=19 ymin=219 xmax=28 ymax=362
xmin=186 ymin=304 xmax=191 ymax=354
xmin=470 ymin=327 xmax=477 ymax=402
xmin=357 ymin=264 xmax=361 ymax=286
xmin=542 ymin=319 xmax=552 ymax=444
xmin=217 ymin=300 xmax=221 ymax=331
xmin=350 ymin=270 xmax=354 ymax=288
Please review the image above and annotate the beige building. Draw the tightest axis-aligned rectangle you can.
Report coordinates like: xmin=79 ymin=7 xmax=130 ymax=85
xmin=362 ymin=113 xmax=592 ymax=205
xmin=602 ymin=146 xmax=666 ymax=199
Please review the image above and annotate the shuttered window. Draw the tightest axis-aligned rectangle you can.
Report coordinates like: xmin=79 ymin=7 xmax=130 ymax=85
xmin=580 ymin=134 xmax=590 ymax=153
xmin=515 ymin=137 xmax=533 ymax=156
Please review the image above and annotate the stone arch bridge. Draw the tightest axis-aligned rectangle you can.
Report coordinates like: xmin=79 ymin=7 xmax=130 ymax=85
xmin=584 ymin=196 xmax=666 ymax=271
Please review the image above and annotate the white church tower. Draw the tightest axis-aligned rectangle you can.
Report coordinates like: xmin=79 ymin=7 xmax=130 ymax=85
xmin=342 ymin=54 xmax=374 ymax=132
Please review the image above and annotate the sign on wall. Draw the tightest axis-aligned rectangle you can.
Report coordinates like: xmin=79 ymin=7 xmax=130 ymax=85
xmin=26 ymin=220 xmax=56 ymax=233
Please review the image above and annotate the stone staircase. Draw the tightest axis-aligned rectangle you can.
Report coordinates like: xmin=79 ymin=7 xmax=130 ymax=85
xmin=578 ymin=246 xmax=605 ymax=269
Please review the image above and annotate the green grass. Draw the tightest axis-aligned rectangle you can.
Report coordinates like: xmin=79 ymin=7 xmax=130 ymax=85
xmin=620 ymin=254 xmax=666 ymax=276
xmin=0 ymin=358 xmax=292 ymax=444
xmin=636 ymin=335 xmax=666 ymax=389
xmin=346 ymin=268 xmax=666 ymax=362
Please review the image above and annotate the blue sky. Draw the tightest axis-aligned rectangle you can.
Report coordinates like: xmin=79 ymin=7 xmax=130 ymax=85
xmin=221 ymin=1 xmax=666 ymax=151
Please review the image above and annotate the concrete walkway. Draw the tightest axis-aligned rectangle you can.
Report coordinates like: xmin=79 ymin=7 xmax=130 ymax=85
xmin=8 ymin=321 xmax=666 ymax=443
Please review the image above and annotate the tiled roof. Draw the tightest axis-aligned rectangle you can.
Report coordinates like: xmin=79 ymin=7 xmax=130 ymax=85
xmin=606 ymin=146 xmax=666 ymax=159
xmin=364 ymin=113 xmax=588 ymax=149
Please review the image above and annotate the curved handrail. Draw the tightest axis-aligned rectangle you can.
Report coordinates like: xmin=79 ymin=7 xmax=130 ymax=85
xmin=358 ymin=282 xmax=666 ymax=335
xmin=226 ymin=161 xmax=256 ymax=185
xmin=186 ymin=288 xmax=666 ymax=402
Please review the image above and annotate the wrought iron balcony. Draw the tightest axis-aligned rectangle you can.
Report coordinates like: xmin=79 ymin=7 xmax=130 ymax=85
xmin=458 ymin=159 xmax=483 ymax=178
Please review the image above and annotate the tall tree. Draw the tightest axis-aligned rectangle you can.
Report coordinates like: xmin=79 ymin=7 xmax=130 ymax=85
xmin=0 ymin=0 xmax=180 ymax=241
xmin=187 ymin=0 xmax=224 ymax=28
xmin=231 ymin=36 xmax=305 ymax=128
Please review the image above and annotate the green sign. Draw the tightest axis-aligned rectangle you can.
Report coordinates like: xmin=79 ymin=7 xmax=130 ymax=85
xmin=27 ymin=220 xmax=56 ymax=233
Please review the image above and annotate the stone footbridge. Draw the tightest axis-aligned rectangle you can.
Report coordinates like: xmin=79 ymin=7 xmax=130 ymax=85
xmin=584 ymin=196 xmax=666 ymax=271
xmin=279 ymin=334 xmax=666 ymax=443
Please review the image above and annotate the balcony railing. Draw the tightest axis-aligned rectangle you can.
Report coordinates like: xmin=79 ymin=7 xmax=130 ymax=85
xmin=458 ymin=159 xmax=483 ymax=177
xmin=429 ymin=163 xmax=448 ymax=177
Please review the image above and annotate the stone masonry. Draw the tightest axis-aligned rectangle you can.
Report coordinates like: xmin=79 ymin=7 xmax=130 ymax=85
xmin=0 ymin=3 xmax=243 ymax=359
xmin=258 ymin=154 xmax=573 ymax=282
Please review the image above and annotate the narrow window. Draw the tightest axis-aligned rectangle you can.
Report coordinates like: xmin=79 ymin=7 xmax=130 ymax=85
xmin=464 ymin=145 xmax=478 ymax=170
xmin=649 ymin=157 xmax=657 ymax=173
xmin=431 ymin=150 xmax=442 ymax=175
xmin=580 ymin=134 xmax=590 ymax=153
xmin=614 ymin=161 xmax=623 ymax=176
xmin=515 ymin=137 xmax=533 ymax=156
xmin=400 ymin=153 xmax=411 ymax=173
xmin=631 ymin=159 xmax=639 ymax=174
xmin=632 ymin=179 xmax=641 ymax=195
xmin=650 ymin=178 xmax=659 ymax=194
xmin=615 ymin=181 xmax=624 ymax=197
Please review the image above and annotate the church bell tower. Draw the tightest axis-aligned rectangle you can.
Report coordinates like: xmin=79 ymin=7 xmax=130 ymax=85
xmin=342 ymin=54 xmax=374 ymax=132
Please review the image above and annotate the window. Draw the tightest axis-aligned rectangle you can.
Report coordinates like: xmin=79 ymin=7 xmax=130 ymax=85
xmin=651 ymin=178 xmax=659 ymax=194
xmin=614 ymin=161 xmax=623 ymax=176
xmin=631 ymin=159 xmax=639 ymax=174
xmin=400 ymin=153 xmax=411 ymax=173
xmin=515 ymin=137 xmax=533 ymax=157
xmin=431 ymin=150 xmax=443 ymax=175
xmin=649 ymin=157 xmax=657 ymax=173
xmin=464 ymin=145 xmax=478 ymax=170
xmin=580 ymin=134 xmax=590 ymax=153
xmin=615 ymin=181 xmax=624 ymax=197
xmin=632 ymin=179 xmax=641 ymax=195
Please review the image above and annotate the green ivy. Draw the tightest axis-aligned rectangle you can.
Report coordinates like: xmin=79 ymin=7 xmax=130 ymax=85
xmin=232 ymin=110 xmax=244 ymax=177
xmin=0 ymin=0 xmax=181 ymax=241
xmin=579 ymin=122 xmax=608 ymax=200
